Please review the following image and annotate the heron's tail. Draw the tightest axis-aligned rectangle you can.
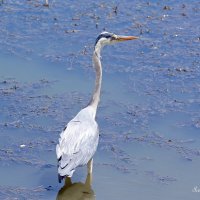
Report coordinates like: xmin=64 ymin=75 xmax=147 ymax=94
xmin=58 ymin=174 xmax=65 ymax=183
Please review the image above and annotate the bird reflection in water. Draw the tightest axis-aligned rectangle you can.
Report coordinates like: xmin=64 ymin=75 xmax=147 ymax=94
xmin=56 ymin=173 xmax=95 ymax=200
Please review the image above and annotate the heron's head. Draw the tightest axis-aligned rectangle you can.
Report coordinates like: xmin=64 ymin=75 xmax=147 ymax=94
xmin=95 ymin=31 xmax=138 ymax=49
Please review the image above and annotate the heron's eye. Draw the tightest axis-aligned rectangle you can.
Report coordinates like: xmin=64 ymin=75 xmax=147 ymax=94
xmin=111 ymin=35 xmax=117 ymax=41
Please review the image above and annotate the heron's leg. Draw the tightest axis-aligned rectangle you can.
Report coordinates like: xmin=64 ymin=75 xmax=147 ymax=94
xmin=85 ymin=172 xmax=92 ymax=186
xmin=87 ymin=158 xmax=93 ymax=175
xmin=57 ymin=177 xmax=72 ymax=196
xmin=65 ymin=177 xmax=72 ymax=188
xmin=86 ymin=159 xmax=93 ymax=185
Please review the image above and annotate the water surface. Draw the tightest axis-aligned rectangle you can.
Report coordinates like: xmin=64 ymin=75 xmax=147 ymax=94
xmin=0 ymin=0 xmax=200 ymax=200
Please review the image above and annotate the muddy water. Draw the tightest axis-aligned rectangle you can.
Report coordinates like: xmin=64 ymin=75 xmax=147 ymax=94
xmin=0 ymin=0 xmax=200 ymax=200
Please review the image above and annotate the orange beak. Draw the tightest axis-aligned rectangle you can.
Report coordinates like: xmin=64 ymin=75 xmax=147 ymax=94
xmin=116 ymin=35 xmax=139 ymax=41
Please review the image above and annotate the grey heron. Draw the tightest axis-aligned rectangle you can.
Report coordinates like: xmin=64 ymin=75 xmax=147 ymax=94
xmin=56 ymin=32 xmax=138 ymax=183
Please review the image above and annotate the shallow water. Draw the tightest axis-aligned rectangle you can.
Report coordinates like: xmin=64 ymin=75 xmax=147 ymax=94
xmin=0 ymin=0 xmax=200 ymax=200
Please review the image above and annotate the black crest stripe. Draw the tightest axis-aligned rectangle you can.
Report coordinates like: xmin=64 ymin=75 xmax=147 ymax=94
xmin=95 ymin=33 xmax=112 ymax=46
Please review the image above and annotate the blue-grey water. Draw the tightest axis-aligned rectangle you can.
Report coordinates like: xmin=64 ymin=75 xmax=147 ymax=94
xmin=0 ymin=0 xmax=200 ymax=199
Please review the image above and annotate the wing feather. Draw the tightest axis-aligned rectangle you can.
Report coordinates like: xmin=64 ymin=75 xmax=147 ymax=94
xmin=56 ymin=107 xmax=99 ymax=177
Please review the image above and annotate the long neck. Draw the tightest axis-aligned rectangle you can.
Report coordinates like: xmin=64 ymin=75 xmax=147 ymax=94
xmin=88 ymin=47 xmax=102 ymax=115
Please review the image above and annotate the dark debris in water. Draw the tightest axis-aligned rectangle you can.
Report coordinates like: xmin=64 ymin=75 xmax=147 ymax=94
xmin=0 ymin=77 xmax=85 ymax=132
xmin=145 ymin=171 xmax=177 ymax=184
xmin=0 ymin=0 xmax=200 ymax=198
xmin=130 ymin=133 xmax=200 ymax=161
xmin=2 ymin=75 xmax=195 ymax=183
xmin=0 ymin=77 xmax=88 ymax=169
xmin=0 ymin=0 xmax=198 ymax=73
xmin=0 ymin=185 xmax=46 ymax=200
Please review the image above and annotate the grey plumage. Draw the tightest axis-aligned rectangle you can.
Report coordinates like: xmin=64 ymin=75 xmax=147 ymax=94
xmin=56 ymin=32 xmax=138 ymax=183
xmin=56 ymin=107 xmax=99 ymax=182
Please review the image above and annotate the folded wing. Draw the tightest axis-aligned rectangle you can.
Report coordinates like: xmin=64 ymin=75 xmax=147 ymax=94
xmin=56 ymin=107 xmax=99 ymax=179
